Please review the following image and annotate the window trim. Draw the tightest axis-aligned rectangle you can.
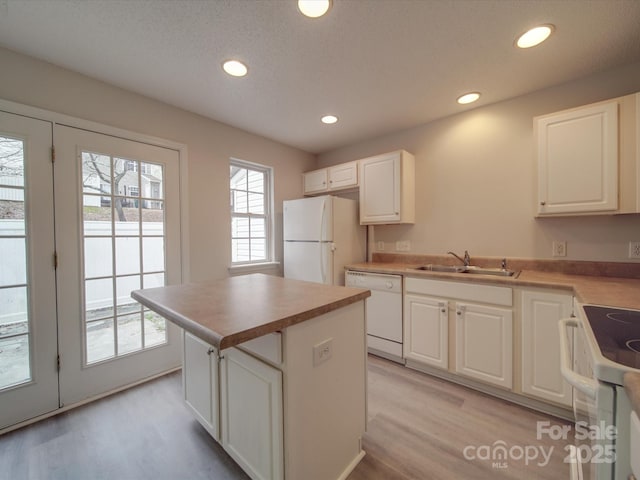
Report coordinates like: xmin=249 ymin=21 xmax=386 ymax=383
xmin=229 ymin=157 xmax=274 ymax=266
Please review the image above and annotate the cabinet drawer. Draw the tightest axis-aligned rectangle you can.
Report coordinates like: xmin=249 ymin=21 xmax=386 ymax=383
xmin=405 ymin=277 xmax=512 ymax=307
xmin=236 ymin=332 xmax=282 ymax=366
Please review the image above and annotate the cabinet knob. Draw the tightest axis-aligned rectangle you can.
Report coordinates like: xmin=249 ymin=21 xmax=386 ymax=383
xmin=456 ymin=311 xmax=462 ymax=316
xmin=441 ymin=309 xmax=446 ymax=313
xmin=207 ymin=348 xmax=215 ymax=356
xmin=540 ymin=201 xmax=546 ymax=206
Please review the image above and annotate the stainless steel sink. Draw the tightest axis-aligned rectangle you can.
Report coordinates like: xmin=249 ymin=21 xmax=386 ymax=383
xmin=462 ymin=266 xmax=517 ymax=277
xmin=414 ymin=264 xmax=517 ymax=277
xmin=414 ymin=264 xmax=466 ymax=273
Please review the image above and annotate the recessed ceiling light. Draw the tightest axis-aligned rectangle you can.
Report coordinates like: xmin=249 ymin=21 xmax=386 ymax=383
xmin=321 ymin=115 xmax=338 ymax=124
xmin=222 ymin=60 xmax=248 ymax=77
xmin=298 ymin=0 xmax=332 ymax=18
xmin=457 ymin=92 xmax=481 ymax=105
xmin=516 ymin=24 xmax=554 ymax=49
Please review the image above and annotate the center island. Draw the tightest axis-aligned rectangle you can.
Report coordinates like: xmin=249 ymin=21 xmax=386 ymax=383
xmin=132 ymin=273 xmax=371 ymax=480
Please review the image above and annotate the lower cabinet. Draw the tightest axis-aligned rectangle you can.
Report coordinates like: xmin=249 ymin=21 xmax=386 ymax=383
xmin=182 ymin=301 xmax=367 ymax=480
xmin=183 ymin=332 xmax=219 ymax=440
xmin=404 ymin=277 xmax=514 ymax=390
xmin=403 ymin=294 xmax=449 ymax=369
xmin=455 ymin=302 xmax=513 ymax=389
xmin=520 ymin=289 xmax=573 ymax=407
xmin=403 ymin=276 xmax=575 ymax=414
xmin=183 ymin=332 xmax=283 ymax=480
xmin=221 ymin=347 xmax=283 ymax=480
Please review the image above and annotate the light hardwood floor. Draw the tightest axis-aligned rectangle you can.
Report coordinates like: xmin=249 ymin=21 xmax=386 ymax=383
xmin=0 ymin=355 xmax=572 ymax=479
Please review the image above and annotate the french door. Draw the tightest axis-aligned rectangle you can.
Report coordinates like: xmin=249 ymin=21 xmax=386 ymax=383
xmin=55 ymin=125 xmax=182 ymax=406
xmin=0 ymin=111 xmax=59 ymax=429
xmin=0 ymin=107 xmax=183 ymax=429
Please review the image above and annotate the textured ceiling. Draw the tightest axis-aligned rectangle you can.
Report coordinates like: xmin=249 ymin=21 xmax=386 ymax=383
xmin=1 ymin=0 xmax=639 ymax=154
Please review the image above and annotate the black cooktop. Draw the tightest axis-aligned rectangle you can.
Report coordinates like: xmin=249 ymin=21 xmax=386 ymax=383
xmin=583 ymin=305 xmax=640 ymax=369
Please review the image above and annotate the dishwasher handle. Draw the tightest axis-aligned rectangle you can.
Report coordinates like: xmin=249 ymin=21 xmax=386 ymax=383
xmin=558 ymin=318 xmax=598 ymax=400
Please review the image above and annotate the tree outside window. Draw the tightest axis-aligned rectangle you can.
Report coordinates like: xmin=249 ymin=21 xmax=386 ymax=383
xmin=230 ymin=160 xmax=272 ymax=264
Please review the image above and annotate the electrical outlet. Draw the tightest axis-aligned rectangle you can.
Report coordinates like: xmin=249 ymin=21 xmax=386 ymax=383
xmin=313 ymin=338 xmax=333 ymax=366
xmin=552 ymin=241 xmax=567 ymax=257
xmin=377 ymin=241 xmax=385 ymax=251
xmin=395 ymin=240 xmax=411 ymax=252
xmin=629 ymin=242 xmax=640 ymax=259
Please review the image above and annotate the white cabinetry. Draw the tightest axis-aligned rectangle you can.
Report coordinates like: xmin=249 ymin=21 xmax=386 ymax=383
xmin=221 ymin=347 xmax=283 ymax=480
xmin=455 ymin=302 xmax=513 ymax=389
xmin=535 ymin=91 xmax=640 ymax=215
xmin=328 ymin=161 xmax=358 ymax=190
xmin=183 ymin=332 xmax=219 ymax=440
xmin=183 ymin=332 xmax=283 ymax=480
xmin=404 ymin=277 xmax=513 ymax=389
xmin=182 ymin=301 xmax=367 ymax=480
xmin=303 ymin=161 xmax=358 ymax=195
xmin=359 ymin=150 xmax=415 ymax=224
xmin=404 ymin=294 xmax=448 ymax=369
xmin=303 ymin=169 xmax=328 ymax=194
xmin=521 ymin=289 xmax=573 ymax=407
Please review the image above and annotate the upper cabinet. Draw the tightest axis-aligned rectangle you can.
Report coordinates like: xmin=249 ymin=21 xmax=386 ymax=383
xmin=359 ymin=150 xmax=415 ymax=225
xmin=535 ymin=92 xmax=640 ymax=216
xmin=303 ymin=161 xmax=358 ymax=195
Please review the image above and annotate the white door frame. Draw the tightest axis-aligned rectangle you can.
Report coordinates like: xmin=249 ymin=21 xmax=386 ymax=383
xmin=0 ymin=97 xmax=190 ymax=430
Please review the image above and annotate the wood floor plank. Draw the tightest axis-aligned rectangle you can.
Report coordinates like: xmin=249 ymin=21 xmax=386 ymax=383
xmin=0 ymin=355 xmax=573 ymax=479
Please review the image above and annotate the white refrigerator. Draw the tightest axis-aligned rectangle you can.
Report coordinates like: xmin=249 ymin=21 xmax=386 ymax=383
xmin=283 ymin=195 xmax=366 ymax=285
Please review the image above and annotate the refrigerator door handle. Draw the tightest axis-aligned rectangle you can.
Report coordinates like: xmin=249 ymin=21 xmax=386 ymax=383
xmin=320 ymin=199 xmax=327 ymax=241
xmin=320 ymin=242 xmax=327 ymax=283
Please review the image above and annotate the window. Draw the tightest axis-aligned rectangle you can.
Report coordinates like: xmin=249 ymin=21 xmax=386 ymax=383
xmin=230 ymin=159 xmax=272 ymax=264
xmin=81 ymin=153 xmax=167 ymax=364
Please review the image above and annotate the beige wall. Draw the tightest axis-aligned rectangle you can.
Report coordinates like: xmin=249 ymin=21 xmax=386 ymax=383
xmin=318 ymin=62 xmax=640 ymax=263
xmin=0 ymin=47 xmax=316 ymax=282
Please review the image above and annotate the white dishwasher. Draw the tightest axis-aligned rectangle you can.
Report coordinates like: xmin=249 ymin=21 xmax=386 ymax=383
xmin=346 ymin=271 xmax=404 ymax=364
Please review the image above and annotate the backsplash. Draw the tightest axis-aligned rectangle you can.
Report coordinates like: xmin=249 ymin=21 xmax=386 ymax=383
xmin=372 ymin=253 xmax=640 ymax=279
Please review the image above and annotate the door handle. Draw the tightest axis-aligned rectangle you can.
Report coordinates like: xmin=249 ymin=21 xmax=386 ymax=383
xmin=558 ymin=318 xmax=598 ymax=399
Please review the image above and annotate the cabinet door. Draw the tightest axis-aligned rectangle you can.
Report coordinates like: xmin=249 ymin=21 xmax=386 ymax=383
xmin=521 ymin=290 xmax=573 ymax=406
xmin=328 ymin=161 xmax=358 ymax=190
xmin=360 ymin=152 xmax=400 ymax=223
xmin=537 ymin=101 xmax=618 ymax=214
xmin=183 ymin=332 xmax=219 ymax=440
xmin=455 ymin=303 xmax=513 ymax=389
xmin=404 ymin=294 xmax=448 ymax=369
xmin=303 ymin=169 xmax=328 ymax=195
xmin=221 ymin=347 xmax=283 ymax=480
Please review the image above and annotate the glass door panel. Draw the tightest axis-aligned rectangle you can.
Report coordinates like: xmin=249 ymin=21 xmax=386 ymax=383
xmin=0 ymin=111 xmax=58 ymax=430
xmin=55 ymin=125 xmax=182 ymax=406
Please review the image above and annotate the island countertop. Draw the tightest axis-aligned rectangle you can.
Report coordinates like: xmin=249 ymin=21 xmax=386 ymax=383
xmin=131 ymin=273 xmax=371 ymax=350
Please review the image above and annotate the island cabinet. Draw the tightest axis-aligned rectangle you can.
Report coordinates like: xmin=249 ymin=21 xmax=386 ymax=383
xmin=183 ymin=332 xmax=220 ymax=441
xmin=132 ymin=274 xmax=369 ymax=480
xmin=184 ymin=333 xmax=284 ymax=479
xmin=359 ymin=150 xmax=415 ymax=224
xmin=535 ymin=91 xmax=640 ymax=216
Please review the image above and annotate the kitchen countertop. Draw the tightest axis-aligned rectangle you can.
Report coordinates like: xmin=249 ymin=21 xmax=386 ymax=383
xmin=624 ymin=372 xmax=640 ymax=416
xmin=346 ymin=261 xmax=640 ymax=310
xmin=132 ymin=273 xmax=370 ymax=350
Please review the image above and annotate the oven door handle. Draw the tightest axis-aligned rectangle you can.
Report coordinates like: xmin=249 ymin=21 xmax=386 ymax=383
xmin=558 ymin=318 xmax=598 ymax=400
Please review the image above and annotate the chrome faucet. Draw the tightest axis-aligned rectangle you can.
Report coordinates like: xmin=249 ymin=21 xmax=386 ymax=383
xmin=447 ymin=250 xmax=470 ymax=266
